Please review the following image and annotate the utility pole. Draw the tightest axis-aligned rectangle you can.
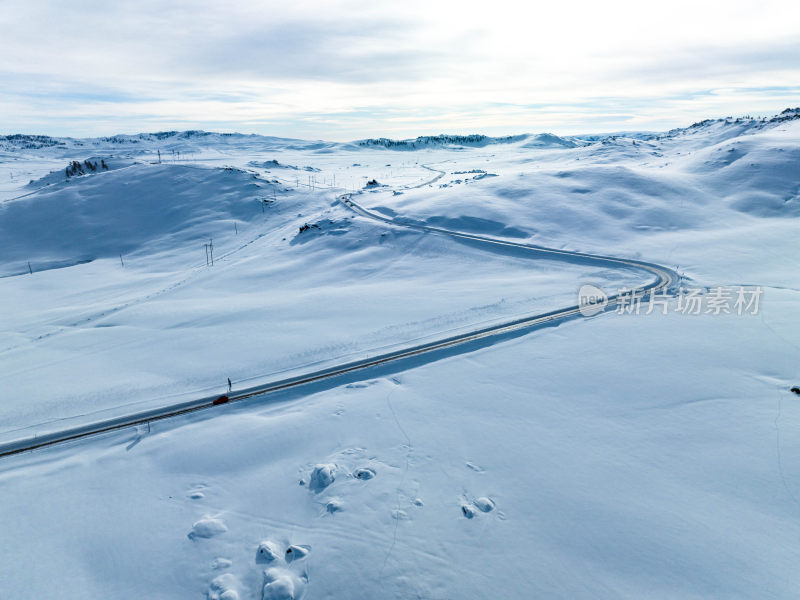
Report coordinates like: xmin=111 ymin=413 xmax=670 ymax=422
xmin=157 ymin=150 xmax=161 ymax=164
xmin=204 ymin=243 xmax=209 ymax=266
xmin=234 ymin=222 xmax=238 ymax=235
xmin=119 ymin=254 xmax=124 ymax=267
xmin=209 ymin=238 xmax=214 ymax=266
xmin=27 ymin=261 xmax=32 ymax=275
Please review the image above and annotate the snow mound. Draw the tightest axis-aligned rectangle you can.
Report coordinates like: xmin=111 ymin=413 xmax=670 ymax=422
xmin=257 ymin=541 xmax=282 ymax=564
xmin=353 ymin=467 xmax=375 ymax=480
xmin=284 ymin=545 xmax=310 ymax=563
xmin=308 ymin=464 xmax=336 ymax=492
xmin=262 ymin=568 xmax=306 ymax=600
xmin=208 ymin=574 xmax=240 ymax=600
xmin=521 ymin=133 xmax=578 ymax=149
xmin=474 ymin=497 xmax=495 ymax=512
xmin=188 ymin=517 xmax=228 ymax=539
xmin=325 ymin=498 xmax=343 ymax=513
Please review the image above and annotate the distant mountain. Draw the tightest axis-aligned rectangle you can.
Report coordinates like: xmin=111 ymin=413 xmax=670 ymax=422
xmin=3 ymin=109 xmax=798 ymax=156
xmin=0 ymin=131 xmax=331 ymax=156
xmin=355 ymin=134 xmax=528 ymax=150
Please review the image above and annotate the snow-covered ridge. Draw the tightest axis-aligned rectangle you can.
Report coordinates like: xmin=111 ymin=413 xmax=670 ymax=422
xmin=0 ymin=130 xmax=334 ymax=156
xmin=356 ymin=133 xmax=529 ymax=149
xmin=248 ymin=159 xmax=320 ymax=172
xmin=651 ymin=106 xmax=800 ymax=141
xmin=3 ymin=108 xmax=798 ymax=158
xmin=0 ymin=162 xmax=275 ymax=277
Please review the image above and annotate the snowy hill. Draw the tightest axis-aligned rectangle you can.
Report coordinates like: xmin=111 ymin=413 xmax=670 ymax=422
xmin=0 ymin=163 xmax=277 ymax=276
xmin=1 ymin=109 xmax=799 ymax=599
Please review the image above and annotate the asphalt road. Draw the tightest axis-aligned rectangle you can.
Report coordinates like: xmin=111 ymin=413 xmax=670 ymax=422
xmin=0 ymin=168 xmax=677 ymax=460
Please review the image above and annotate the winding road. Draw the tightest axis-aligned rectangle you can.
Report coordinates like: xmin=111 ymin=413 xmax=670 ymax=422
xmin=0 ymin=165 xmax=677 ymax=460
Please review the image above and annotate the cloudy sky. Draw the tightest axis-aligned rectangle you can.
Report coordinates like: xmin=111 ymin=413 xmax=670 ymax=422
xmin=1 ymin=0 xmax=798 ymax=139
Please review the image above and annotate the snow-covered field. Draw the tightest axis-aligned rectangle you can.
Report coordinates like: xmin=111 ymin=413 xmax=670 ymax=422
xmin=1 ymin=112 xmax=799 ymax=598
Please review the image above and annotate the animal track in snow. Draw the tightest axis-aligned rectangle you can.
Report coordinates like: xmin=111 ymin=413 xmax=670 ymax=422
xmin=461 ymin=496 xmax=497 ymax=518
xmin=188 ymin=482 xmax=208 ymax=499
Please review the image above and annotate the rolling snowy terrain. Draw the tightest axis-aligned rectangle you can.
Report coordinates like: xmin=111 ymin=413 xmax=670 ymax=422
xmin=1 ymin=111 xmax=799 ymax=598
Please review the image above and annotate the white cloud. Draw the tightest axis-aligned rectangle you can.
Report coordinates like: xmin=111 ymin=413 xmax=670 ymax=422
xmin=1 ymin=0 xmax=798 ymax=138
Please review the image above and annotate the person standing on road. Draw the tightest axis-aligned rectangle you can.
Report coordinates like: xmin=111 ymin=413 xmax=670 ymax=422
xmin=227 ymin=378 xmax=232 ymax=393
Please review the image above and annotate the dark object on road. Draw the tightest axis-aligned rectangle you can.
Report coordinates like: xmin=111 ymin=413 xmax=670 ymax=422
xmin=791 ymin=387 xmax=800 ymax=395
xmin=213 ymin=395 xmax=230 ymax=405
xmin=366 ymin=179 xmax=379 ymax=186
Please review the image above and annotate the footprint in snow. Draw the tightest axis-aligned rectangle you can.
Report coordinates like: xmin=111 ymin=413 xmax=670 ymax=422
xmin=461 ymin=497 xmax=496 ymax=518
xmin=188 ymin=482 xmax=208 ymax=499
